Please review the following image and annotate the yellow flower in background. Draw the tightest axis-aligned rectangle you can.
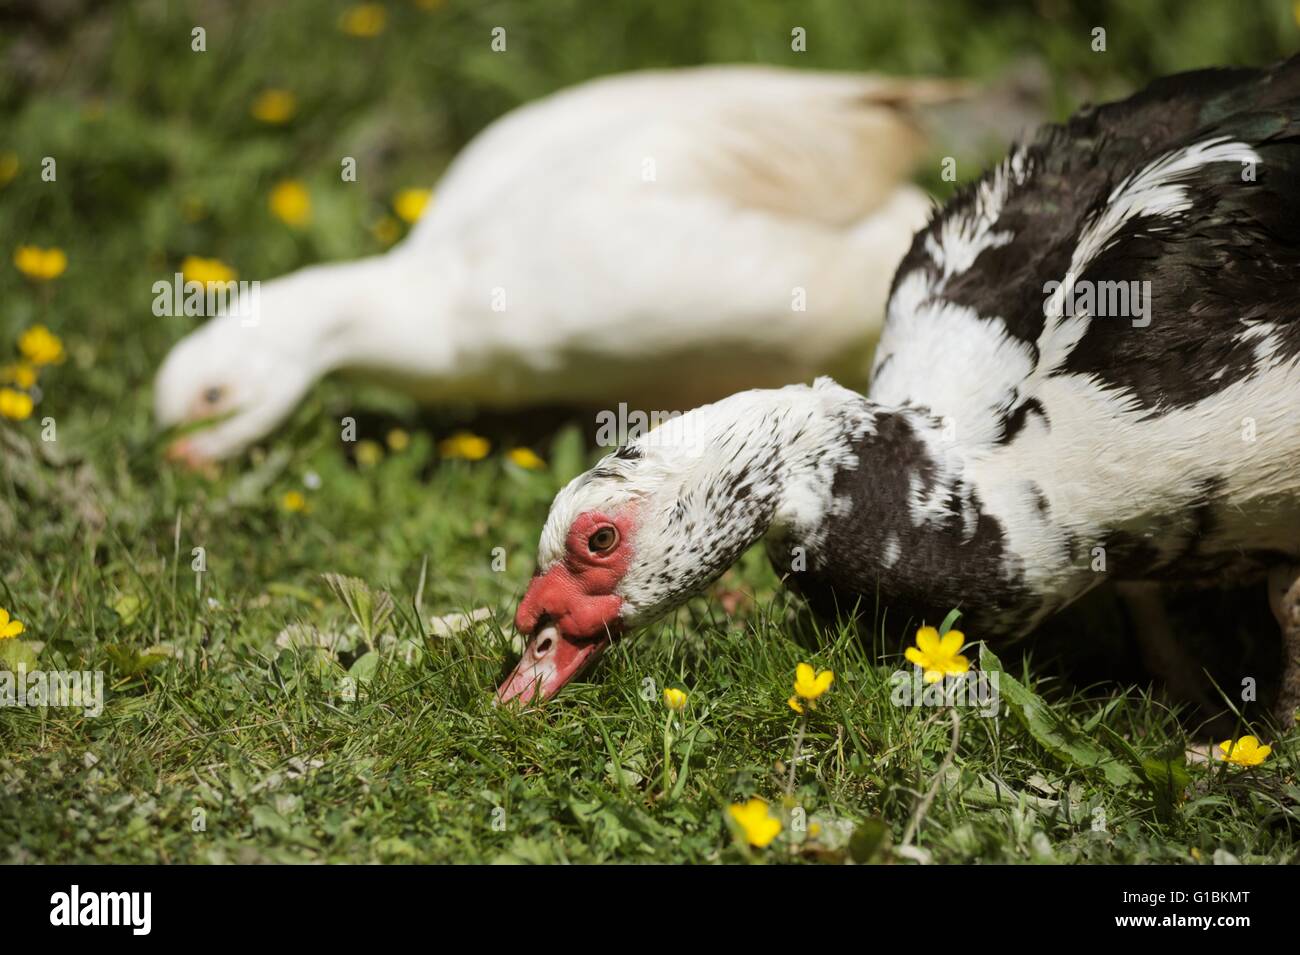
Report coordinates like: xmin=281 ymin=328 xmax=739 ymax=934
xmin=0 ymin=608 xmax=24 ymax=639
xmin=728 ymin=798 xmax=781 ymax=848
xmin=0 ymin=152 xmax=17 ymax=187
xmin=251 ymin=89 xmax=297 ymax=124
xmin=793 ymin=662 xmax=834 ymax=702
xmin=340 ymin=3 xmax=388 ymax=36
xmin=13 ymin=246 xmax=67 ymax=281
xmin=394 ymin=188 xmax=432 ymax=223
xmin=1218 ymin=735 xmax=1271 ymax=767
xmin=355 ymin=439 xmax=384 ymax=467
xmin=371 ymin=215 xmax=401 ymax=246
xmin=181 ymin=256 xmax=238 ymax=287
xmin=663 ymin=687 xmax=687 ymax=711
xmin=439 ymin=431 xmax=490 ymax=461
xmin=280 ymin=490 xmax=309 ymax=513
xmin=0 ymin=388 xmax=33 ymax=421
xmin=386 ymin=428 xmax=410 ymax=452
xmin=507 ymin=447 xmax=545 ymax=470
xmin=0 ymin=363 xmax=38 ymax=389
xmin=905 ymin=626 xmax=970 ymax=684
xmin=269 ymin=180 xmax=312 ymax=227
xmin=19 ymin=325 xmax=64 ymax=366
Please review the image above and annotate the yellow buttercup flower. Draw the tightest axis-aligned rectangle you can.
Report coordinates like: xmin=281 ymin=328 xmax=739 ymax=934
xmin=728 ymin=798 xmax=781 ymax=848
xmin=0 ymin=363 xmax=38 ymax=389
xmin=394 ymin=188 xmax=432 ymax=224
xmin=386 ymin=428 xmax=410 ymax=452
xmin=0 ymin=152 xmax=18 ymax=187
xmin=251 ymin=89 xmax=297 ymax=124
xmin=13 ymin=246 xmax=67 ymax=281
xmin=905 ymin=626 xmax=970 ymax=684
xmin=269 ymin=179 xmax=312 ymax=227
xmin=793 ymin=662 xmax=834 ymax=701
xmin=340 ymin=3 xmax=388 ymax=36
xmin=355 ymin=439 xmax=384 ymax=467
xmin=280 ymin=490 xmax=309 ymax=513
xmin=507 ymin=447 xmax=545 ymax=470
xmin=439 ymin=431 xmax=490 ymax=461
xmin=0 ymin=388 xmax=33 ymax=421
xmin=0 ymin=608 xmax=24 ymax=639
xmin=181 ymin=256 xmax=238 ymax=287
xmin=19 ymin=325 xmax=65 ymax=366
xmin=1218 ymin=735 xmax=1271 ymax=767
xmin=663 ymin=687 xmax=687 ymax=711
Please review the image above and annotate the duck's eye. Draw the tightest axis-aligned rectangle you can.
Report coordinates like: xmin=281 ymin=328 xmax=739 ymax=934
xmin=203 ymin=386 xmax=224 ymax=406
xmin=587 ymin=526 xmax=618 ymax=554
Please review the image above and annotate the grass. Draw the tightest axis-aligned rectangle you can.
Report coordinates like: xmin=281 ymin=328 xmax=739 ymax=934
xmin=2 ymin=0 xmax=1300 ymax=863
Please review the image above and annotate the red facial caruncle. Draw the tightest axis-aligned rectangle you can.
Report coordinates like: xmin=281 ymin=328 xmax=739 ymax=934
xmin=496 ymin=508 xmax=637 ymax=705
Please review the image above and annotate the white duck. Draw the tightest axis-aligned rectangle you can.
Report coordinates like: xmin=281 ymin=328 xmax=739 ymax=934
xmin=154 ymin=66 xmax=965 ymax=464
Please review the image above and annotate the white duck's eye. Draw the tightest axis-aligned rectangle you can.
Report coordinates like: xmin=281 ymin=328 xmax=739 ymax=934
xmin=587 ymin=526 xmax=618 ymax=554
xmin=203 ymin=386 xmax=225 ymax=405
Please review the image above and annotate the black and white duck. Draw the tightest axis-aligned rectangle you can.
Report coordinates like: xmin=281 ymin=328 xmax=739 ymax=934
xmin=498 ymin=56 xmax=1300 ymax=723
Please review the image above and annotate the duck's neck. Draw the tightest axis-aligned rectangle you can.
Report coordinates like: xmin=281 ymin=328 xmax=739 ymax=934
xmin=619 ymin=379 xmax=883 ymax=621
xmin=646 ymin=379 xmax=1040 ymax=636
xmin=250 ymin=250 xmax=460 ymax=385
xmin=755 ymin=387 xmax=1043 ymax=639
xmin=754 ymin=387 xmax=960 ymax=566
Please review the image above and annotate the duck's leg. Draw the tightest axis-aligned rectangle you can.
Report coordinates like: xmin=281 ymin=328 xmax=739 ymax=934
xmin=1267 ymin=565 xmax=1300 ymax=727
xmin=1118 ymin=582 xmax=1215 ymax=713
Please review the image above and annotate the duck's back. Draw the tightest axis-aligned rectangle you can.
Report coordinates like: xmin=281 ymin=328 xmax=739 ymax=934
xmin=867 ymin=56 xmax=1300 ymax=628
xmin=394 ymin=66 xmax=960 ymax=408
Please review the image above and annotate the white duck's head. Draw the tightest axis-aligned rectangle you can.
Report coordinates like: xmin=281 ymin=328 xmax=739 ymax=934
xmin=498 ymin=381 xmax=866 ymax=705
xmin=153 ymin=306 xmax=318 ymax=466
xmin=153 ymin=256 xmax=411 ymax=466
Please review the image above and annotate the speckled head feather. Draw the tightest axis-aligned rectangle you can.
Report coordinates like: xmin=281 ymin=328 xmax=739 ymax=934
xmin=534 ymin=379 xmax=873 ymax=630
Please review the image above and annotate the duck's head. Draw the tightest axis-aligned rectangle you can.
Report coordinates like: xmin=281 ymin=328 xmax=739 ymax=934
xmin=496 ymin=386 xmax=847 ymax=705
xmin=154 ymin=289 xmax=317 ymax=467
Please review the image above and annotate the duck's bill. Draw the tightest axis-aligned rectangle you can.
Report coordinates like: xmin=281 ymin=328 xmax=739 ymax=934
xmin=495 ymin=625 xmax=612 ymax=706
xmin=163 ymin=438 xmax=226 ymax=479
xmin=159 ymin=410 xmax=238 ymax=471
xmin=165 ymin=437 xmax=209 ymax=469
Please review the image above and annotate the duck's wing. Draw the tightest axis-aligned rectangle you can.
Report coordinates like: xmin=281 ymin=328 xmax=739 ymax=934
xmin=422 ymin=65 xmax=965 ymax=236
xmin=1046 ymin=107 xmax=1300 ymax=416
xmin=871 ymin=55 xmax=1300 ymax=446
xmin=612 ymin=66 xmax=965 ymax=228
